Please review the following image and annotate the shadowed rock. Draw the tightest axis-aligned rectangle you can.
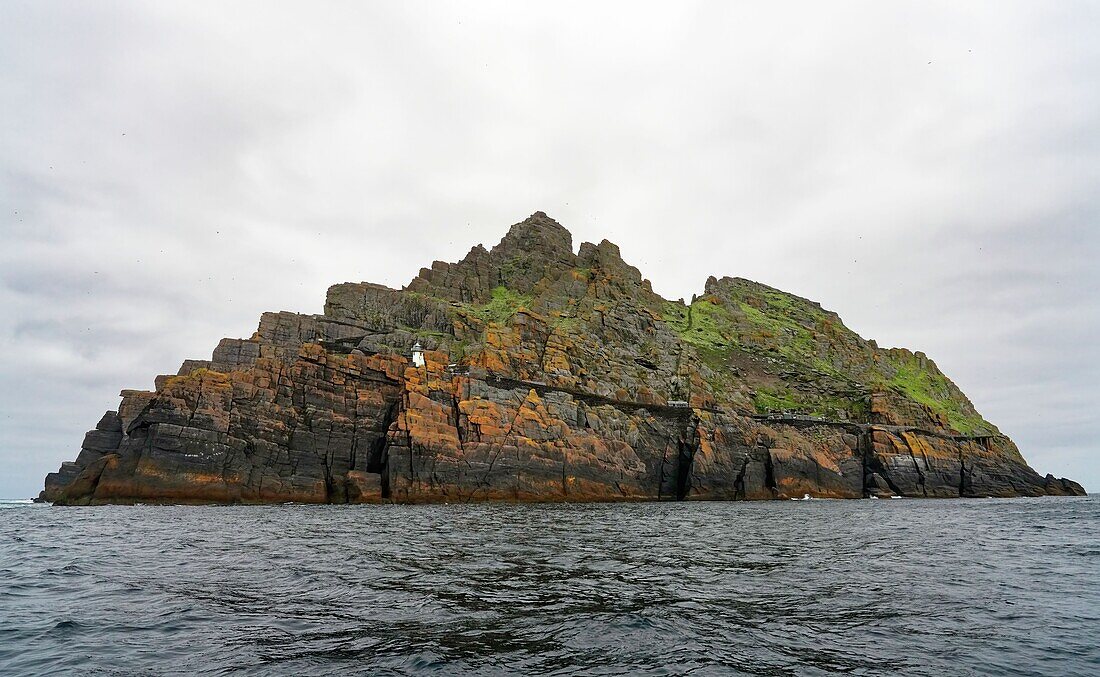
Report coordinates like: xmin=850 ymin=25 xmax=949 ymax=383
xmin=39 ymin=213 xmax=1085 ymax=504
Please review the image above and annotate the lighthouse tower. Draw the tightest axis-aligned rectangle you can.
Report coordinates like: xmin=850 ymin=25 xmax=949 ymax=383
xmin=411 ymin=341 xmax=425 ymax=367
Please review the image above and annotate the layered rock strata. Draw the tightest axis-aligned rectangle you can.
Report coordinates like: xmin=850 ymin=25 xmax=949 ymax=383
xmin=41 ymin=213 xmax=1085 ymax=504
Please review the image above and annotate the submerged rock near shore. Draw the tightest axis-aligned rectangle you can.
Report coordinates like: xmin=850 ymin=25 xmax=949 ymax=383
xmin=41 ymin=213 xmax=1084 ymax=504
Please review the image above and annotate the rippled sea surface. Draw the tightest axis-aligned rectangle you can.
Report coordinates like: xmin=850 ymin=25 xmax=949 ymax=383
xmin=1 ymin=497 xmax=1098 ymax=676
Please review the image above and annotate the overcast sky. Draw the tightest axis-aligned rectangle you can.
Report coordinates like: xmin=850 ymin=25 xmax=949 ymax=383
xmin=2 ymin=1 xmax=1097 ymax=497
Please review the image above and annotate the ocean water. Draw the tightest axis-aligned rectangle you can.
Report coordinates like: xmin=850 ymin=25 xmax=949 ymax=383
xmin=1 ymin=497 xmax=1097 ymax=676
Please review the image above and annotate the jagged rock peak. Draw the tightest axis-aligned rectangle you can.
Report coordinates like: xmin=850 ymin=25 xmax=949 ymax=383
xmin=38 ymin=211 xmax=1086 ymax=505
xmin=404 ymin=211 xmax=578 ymax=302
xmin=463 ymin=243 xmax=490 ymax=260
xmin=493 ymin=211 xmax=575 ymax=259
xmin=578 ymin=238 xmax=643 ymax=288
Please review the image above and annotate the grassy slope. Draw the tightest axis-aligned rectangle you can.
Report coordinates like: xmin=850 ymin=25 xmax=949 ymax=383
xmin=403 ymin=263 xmax=992 ymax=434
xmin=660 ymin=279 xmax=991 ymax=432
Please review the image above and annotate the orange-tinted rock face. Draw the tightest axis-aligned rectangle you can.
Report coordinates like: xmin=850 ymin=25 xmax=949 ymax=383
xmin=41 ymin=213 xmax=1084 ymax=504
xmin=45 ymin=349 xmax=407 ymax=505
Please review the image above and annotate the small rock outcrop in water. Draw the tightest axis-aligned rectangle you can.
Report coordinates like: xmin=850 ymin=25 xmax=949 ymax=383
xmin=40 ymin=213 xmax=1085 ymax=504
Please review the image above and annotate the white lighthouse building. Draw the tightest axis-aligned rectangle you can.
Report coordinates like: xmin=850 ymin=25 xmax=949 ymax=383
xmin=411 ymin=341 xmax=425 ymax=367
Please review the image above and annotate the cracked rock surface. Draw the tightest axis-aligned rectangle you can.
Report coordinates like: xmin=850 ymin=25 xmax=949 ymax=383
xmin=40 ymin=212 xmax=1085 ymax=504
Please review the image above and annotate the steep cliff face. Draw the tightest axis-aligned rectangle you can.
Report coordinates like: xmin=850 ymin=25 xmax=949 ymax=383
xmin=41 ymin=212 xmax=1084 ymax=504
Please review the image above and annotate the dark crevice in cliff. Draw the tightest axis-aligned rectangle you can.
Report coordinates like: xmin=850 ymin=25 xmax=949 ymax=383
xmin=657 ymin=441 xmax=671 ymax=501
xmin=672 ymin=418 xmax=700 ymax=500
xmin=322 ymin=463 xmax=338 ymax=503
xmin=674 ymin=442 xmax=692 ymax=500
xmin=866 ymin=446 xmax=902 ymax=495
xmin=858 ymin=430 xmax=872 ymax=497
xmin=123 ymin=427 xmax=153 ymax=488
xmin=324 ymin=428 xmax=346 ymax=504
xmin=763 ymin=448 xmax=778 ymax=497
xmin=125 ymin=399 xmax=157 ymax=436
xmin=958 ymin=446 xmax=969 ymax=497
xmin=222 ymin=391 xmax=250 ymax=503
xmin=451 ymin=394 xmax=466 ymax=447
xmin=301 ymin=408 xmax=340 ymax=504
xmin=348 ymin=419 xmax=360 ymax=478
xmin=860 ymin=431 xmax=903 ymax=497
xmin=242 ymin=440 xmax=260 ymax=496
xmin=368 ymin=400 xmax=401 ymax=499
xmin=908 ymin=449 xmax=929 ymax=498
xmin=733 ymin=458 xmax=750 ymax=500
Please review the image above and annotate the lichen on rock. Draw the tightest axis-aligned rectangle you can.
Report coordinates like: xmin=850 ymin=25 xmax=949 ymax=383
xmin=40 ymin=212 xmax=1085 ymax=504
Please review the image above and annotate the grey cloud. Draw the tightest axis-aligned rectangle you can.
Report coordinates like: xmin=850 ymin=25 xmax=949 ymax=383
xmin=1 ymin=0 xmax=1097 ymax=496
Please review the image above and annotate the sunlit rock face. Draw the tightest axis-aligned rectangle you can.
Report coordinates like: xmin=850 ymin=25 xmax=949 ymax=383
xmin=40 ymin=212 xmax=1085 ymax=504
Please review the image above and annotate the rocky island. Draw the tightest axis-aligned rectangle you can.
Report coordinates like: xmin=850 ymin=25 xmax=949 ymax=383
xmin=41 ymin=213 xmax=1084 ymax=504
